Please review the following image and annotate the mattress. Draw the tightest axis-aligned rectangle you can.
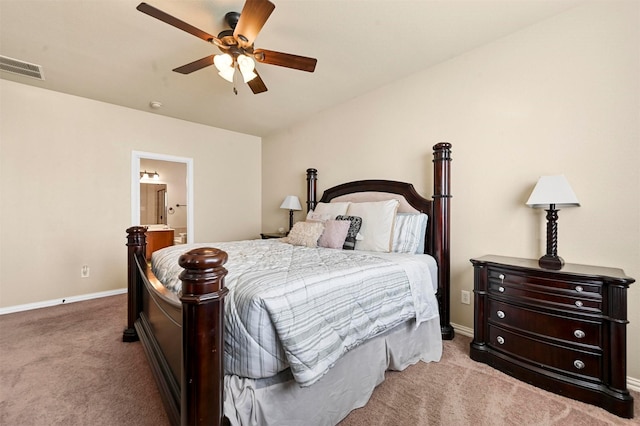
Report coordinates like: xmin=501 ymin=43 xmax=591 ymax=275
xmin=152 ymin=239 xmax=439 ymax=386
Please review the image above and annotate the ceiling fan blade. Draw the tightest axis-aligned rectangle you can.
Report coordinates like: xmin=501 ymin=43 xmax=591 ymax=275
xmin=172 ymin=55 xmax=215 ymax=74
xmin=137 ymin=2 xmax=219 ymax=44
xmin=233 ymin=0 xmax=275 ymax=48
xmin=253 ymin=49 xmax=317 ymax=72
xmin=247 ymin=71 xmax=268 ymax=94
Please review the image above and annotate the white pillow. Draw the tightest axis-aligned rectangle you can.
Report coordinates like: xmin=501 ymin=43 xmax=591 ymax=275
xmin=392 ymin=213 xmax=428 ymax=254
xmin=306 ymin=211 xmax=332 ymax=223
xmin=346 ymin=199 xmax=400 ymax=252
xmin=313 ymin=202 xmax=350 ymax=218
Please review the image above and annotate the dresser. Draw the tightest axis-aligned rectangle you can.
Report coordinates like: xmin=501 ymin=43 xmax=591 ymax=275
xmin=470 ymin=255 xmax=634 ymax=418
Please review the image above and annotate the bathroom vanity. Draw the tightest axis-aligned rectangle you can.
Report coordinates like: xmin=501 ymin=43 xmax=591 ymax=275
xmin=144 ymin=228 xmax=174 ymax=260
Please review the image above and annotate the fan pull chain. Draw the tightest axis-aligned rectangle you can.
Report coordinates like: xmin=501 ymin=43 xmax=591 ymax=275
xmin=233 ymin=64 xmax=239 ymax=95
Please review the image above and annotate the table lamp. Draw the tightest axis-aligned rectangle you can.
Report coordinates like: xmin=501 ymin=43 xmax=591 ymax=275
xmin=280 ymin=195 xmax=302 ymax=231
xmin=526 ymin=175 xmax=580 ymax=270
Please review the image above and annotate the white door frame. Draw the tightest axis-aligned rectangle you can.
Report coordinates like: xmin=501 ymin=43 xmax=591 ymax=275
xmin=131 ymin=151 xmax=194 ymax=243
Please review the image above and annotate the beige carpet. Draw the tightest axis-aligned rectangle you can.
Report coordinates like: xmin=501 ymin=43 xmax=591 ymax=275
xmin=0 ymin=294 xmax=637 ymax=425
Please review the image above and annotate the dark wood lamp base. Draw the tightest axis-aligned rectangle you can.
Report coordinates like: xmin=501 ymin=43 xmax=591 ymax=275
xmin=538 ymin=254 xmax=564 ymax=270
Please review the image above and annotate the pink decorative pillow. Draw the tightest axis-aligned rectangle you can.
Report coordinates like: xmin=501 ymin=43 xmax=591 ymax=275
xmin=318 ymin=220 xmax=351 ymax=249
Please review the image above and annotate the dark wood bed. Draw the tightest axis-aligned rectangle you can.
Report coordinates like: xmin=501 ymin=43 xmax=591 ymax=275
xmin=124 ymin=142 xmax=453 ymax=426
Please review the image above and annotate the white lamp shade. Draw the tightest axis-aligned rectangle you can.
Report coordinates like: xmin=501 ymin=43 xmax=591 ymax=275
xmin=280 ymin=195 xmax=302 ymax=211
xmin=240 ymin=69 xmax=257 ymax=83
xmin=217 ymin=69 xmax=235 ymax=82
xmin=526 ymin=175 xmax=580 ymax=208
xmin=214 ymin=54 xmax=235 ymax=82
xmin=237 ymin=54 xmax=257 ymax=83
xmin=214 ymin=53 xmax=233 ymax=70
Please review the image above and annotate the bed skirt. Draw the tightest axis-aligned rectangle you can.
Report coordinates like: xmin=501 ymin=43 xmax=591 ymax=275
xmin=224 ymin=316 xmax=443 ymax=426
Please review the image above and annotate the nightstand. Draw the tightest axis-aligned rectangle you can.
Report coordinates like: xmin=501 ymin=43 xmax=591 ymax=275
xmin=470 ymin=255 xmax=635 ymax=418
xmin=260 ymin=232 xmax=287 ymax=239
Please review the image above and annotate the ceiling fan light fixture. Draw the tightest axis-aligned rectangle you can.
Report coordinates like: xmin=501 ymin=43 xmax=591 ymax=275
xmin=218 ymin=68 xmax=235 ymax=83
xmin=237 ymin=54 xmax=257 ymax=83
xmin=240 ymin=69 xmax=257 ymax=83
xmin=214 ymin=53 xmax=235 ymax=82
xmin=214 ymin=53 xmax=233 ymax=71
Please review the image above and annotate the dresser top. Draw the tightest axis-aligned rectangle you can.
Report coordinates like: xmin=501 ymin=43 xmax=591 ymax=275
xmin=471 ymin=255 xmax=634 ymax=284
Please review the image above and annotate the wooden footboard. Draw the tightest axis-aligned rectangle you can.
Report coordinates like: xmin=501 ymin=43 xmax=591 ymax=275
xmin=124 ymin=228 xmax=229 ymax=426
xmin=124 ymin=143 xmax=453 ymax=426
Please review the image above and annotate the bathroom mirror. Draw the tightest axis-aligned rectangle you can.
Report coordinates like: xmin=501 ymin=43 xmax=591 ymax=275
xmin=140 ymin=183 xmax=167 ymax=225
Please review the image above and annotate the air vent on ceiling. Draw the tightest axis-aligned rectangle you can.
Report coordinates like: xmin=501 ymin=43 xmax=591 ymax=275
xmin=0 ymin=55 xmax=45 ymax=80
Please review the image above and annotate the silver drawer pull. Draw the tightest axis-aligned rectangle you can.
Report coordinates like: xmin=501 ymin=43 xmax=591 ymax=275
xmin=498 ymin=274 xmax=505 ymax=283
xmin=497 ymin=310 xmax=505 ymax=319
xmin=575 ymin=300 xmax=584 ymax=307
xmin=574 ymin=360 xmax=585 ymax=370
xmin=497 ymin=336 xmax=505 ymax=345
xmin=575 ymin=285 xmax=583 ymax=292
xmin=498 ymin=286 xmax=505 ymax=293
xmin=574 ymin=330 xmax=586 ymax=339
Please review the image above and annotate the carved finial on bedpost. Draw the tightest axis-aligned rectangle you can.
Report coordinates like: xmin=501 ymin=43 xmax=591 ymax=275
xmin=179 ymin=247 xmax=229 ymax=426
xmin=306 ymin=168 xmax=318 ymax=213
xmin=123 ymin=226 xmax=147 ymax=342
xmin=432 ymin=143 xmax=454 ymax=340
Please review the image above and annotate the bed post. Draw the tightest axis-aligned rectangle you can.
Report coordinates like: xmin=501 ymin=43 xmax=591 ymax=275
xmin=432 ymin=143 xmax=454 ymax=340
xmin=179 ymin=247 xmax=230 ymax=426
xmin=306 ymin=168 xmax=318 ymax=213
xmin=123 ymin=226 xmax=147 ymax=342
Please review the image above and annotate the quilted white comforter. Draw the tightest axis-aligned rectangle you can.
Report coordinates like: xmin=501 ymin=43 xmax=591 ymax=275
xmin=152 ymin=239 xmax=439 ymax=386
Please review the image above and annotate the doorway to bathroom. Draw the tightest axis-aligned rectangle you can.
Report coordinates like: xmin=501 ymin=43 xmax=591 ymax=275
xmin=131 ymin=151 xmax=194 ymax=244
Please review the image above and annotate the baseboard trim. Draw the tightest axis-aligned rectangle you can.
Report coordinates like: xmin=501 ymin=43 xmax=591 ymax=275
xmin=455 ymin=322 xmax=640 ymax=394
xmin=451 ymin=322 xmax=473 ymax=338
xmin=0 ymin=288 xmax=127 ymax=315
xmin=627 ymin=376 xmax=640 ymax=392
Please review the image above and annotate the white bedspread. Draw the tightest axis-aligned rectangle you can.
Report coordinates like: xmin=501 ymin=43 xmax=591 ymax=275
xmin=152 ymin=239 xmax=439 ymax=386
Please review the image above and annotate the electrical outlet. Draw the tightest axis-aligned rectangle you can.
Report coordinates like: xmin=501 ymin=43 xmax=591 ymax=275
xmin=81 ymin=265 xmax=90 ymax=278
xmin=461 ymin=290 xmax=471 ymax=305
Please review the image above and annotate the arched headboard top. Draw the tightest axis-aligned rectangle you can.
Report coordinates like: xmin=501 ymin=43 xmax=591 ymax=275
xmin=317 ymin=180 xmax=432 ymax=214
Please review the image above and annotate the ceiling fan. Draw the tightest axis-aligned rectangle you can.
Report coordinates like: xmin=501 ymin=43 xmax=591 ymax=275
xmin=136 ymin=0 xmax=317 ymax=94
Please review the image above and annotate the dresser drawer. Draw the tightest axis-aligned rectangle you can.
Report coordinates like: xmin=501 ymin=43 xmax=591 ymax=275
xmin=488 ymin=268 xmax=602 ymax=313
xmin=488 ymin=299 xmax=602 ymax=347
xmin=488 ymin=325 xmax=602 ymax=380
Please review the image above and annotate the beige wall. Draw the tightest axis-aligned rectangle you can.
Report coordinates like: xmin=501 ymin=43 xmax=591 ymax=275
xmin=0 ymin=80 xmax=261 ymax=307
xmin=262 ymin=2 xmax=640 ymax=379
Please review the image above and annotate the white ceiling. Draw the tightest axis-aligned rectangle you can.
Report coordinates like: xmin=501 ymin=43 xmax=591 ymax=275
xmin=0 ymin=0 xmax=582 ymax=137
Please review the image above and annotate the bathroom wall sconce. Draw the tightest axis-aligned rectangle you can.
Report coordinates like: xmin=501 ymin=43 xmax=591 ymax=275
xmin=140 ymin=170 xmax=160 ymax=181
